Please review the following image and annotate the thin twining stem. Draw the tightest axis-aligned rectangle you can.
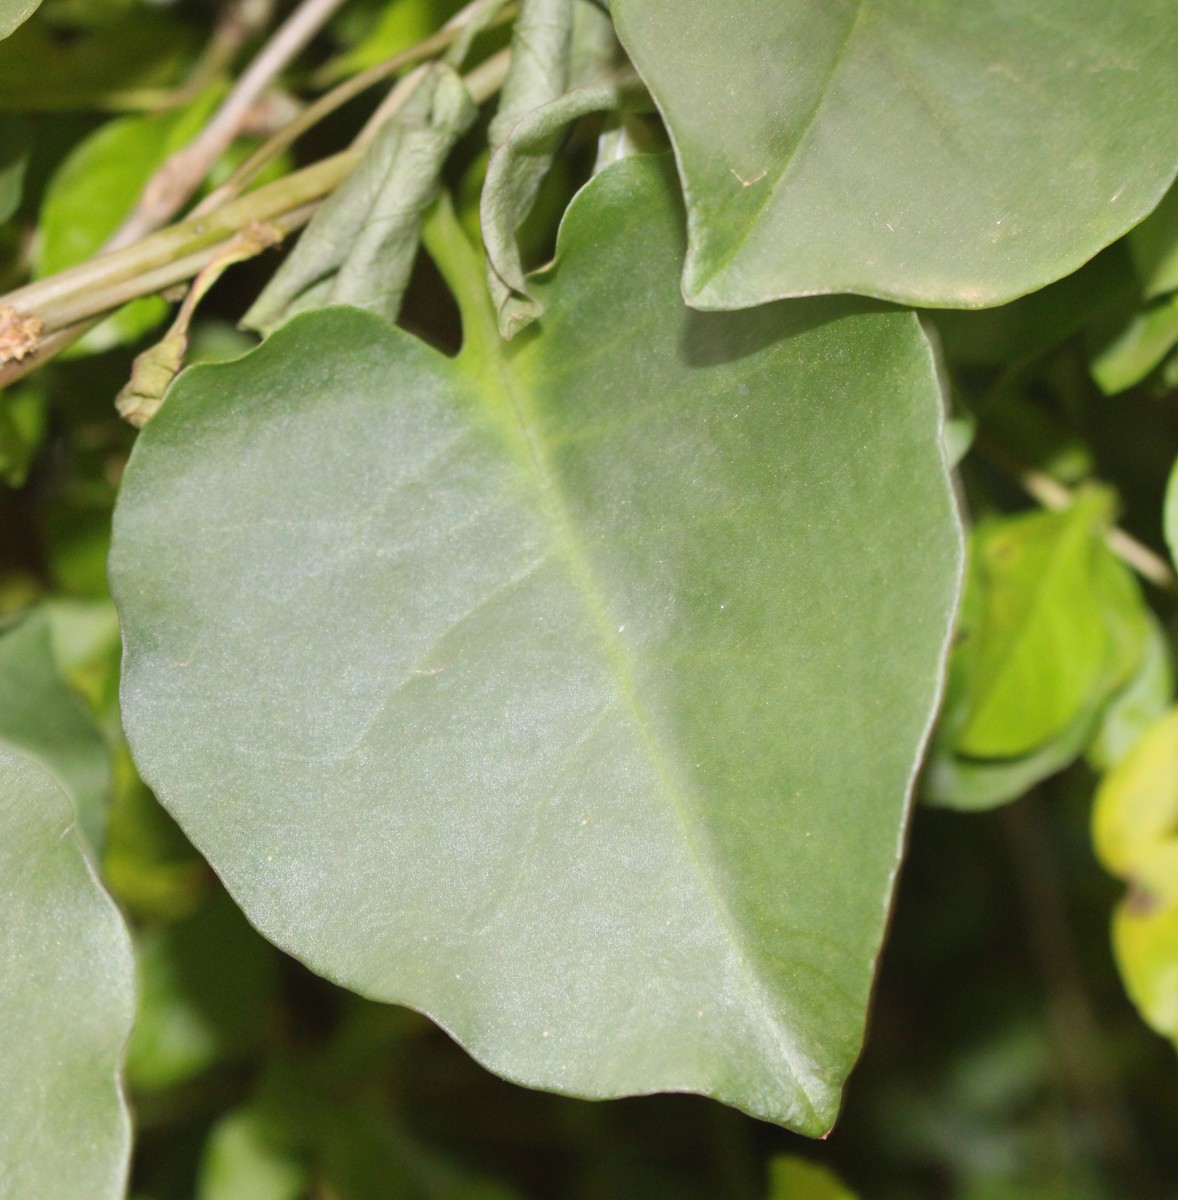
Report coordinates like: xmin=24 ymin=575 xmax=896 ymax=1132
xmin=0 ymin=47 xmax=513 ymax=385
xmin=195 ymin=0 xmax=518 ymax=215
xmin=980 ymin=436 xmax=1178 ymax=593
xmin=105 ymin=0 xmax=350 ymax=251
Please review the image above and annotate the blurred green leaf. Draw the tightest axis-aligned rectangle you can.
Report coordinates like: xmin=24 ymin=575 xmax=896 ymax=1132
xmin=766 ymin=1156 xmax=856 ymax=1200
xmin=1093 ymin=706 xmax=1178 ymax=1047
xmin=199 ymin=1108 xmax=307 ymax=1200
xmin=37 ymin=102 xmax=172 ymax=265
xmin=39 ymin=0 xmax=141 ymax=27
xmin=925 ymin=698 xmax=1102 ymax=812
xmin=1088 ymin=615 xmax=1174 ymax=772
xmin=934 ymin=246 xmax=1138 ymax=372
xmin=1130 ymin=180 xmax=1178 ymax=299
xmin=43 ymin=596 xmax=122 ymax=715
xmin=926 ymin=496 xmax=1154 ymax=810
xmin=320 ymin=0 xmax=466 ymax=83
xmin=127 ymin=890 xmax=279 ymax=1091
xmin=1090 ymin=293 xmax=1178 ymax=395
xmin=977 ymin=393 xmax=1095 ymax=486
xmin=103 ymin=748 xmax=211 ymax=922
xmin=0 ymin=606 xmax=111 ymax=848
xmin=949 ymin=494 xmax=1146 ymax=760
xmin=0 ymin=10 xmax=198 ymax=109
xmin=36 ymin=88 xmax=221 ymax=353
xmin=0 ymin=115 xmax=28 ymax=221
xmin=110 ymin=155 xmax=962 ymax=1134
xmin=612 ymin=0 xmax=1178 ymax=310
xmin=0 ymin=744 xmax=135 ymax=1200
xmin=0 ymin=383 xmax=46 ymax=487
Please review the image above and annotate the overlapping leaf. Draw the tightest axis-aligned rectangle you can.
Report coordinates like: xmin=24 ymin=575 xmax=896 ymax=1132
xmin=111 ymin=155 xmax=961 ymax=1132
xmin=926 ymin=496 xmax=1151 ymax=811
xmin=0 ymin=609 xmax=111 ymax=848
xmin=0 ymin=745 xmax=135 ymax=1200
xmin=611 ymin=0 xmax=1178 ymax=310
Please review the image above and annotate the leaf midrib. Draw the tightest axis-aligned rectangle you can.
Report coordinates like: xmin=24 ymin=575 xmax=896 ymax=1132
xmin=455 ymin=325 xmax=825 ymax=1125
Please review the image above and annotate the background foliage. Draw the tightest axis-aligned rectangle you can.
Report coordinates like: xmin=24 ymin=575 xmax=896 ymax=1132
xmin=1 ymin=1 xmax=1177 ymax=1197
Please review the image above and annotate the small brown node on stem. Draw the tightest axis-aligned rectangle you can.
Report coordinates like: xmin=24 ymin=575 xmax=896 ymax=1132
xmin=240 ymin=219 xmax=285 ymax=254
xmin=0 ymin=307 xmax=43 ymax=367
xmin=1125 ymin=878 xmax=1162 ymax=917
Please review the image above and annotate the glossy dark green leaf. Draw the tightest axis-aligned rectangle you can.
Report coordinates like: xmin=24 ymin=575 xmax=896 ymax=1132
xmin=611 ymin=0 xmax=1178 ymax=310
xmin=0 ymin=0 xmax=38 ymax=41
xmin=111 ymin=155 xmax=961 ymax=1133
xmin=0 ymin=608 xmax=111 ymax=848
xmin=0 ymin=745 xmax=135 ymax=1200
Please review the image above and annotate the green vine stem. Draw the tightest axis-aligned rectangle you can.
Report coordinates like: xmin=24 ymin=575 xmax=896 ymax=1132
xmin=0 ymin=40 xmax=512 ymax=388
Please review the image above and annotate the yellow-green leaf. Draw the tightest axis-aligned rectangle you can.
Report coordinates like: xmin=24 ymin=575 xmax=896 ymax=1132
xmin=1093 ymin=707 xmax=1178 ymax=1046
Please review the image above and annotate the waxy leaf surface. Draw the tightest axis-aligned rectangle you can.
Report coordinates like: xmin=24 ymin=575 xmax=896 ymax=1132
xmin=0 ymin=746 xmax=135 ymax=1199
xmin=612 ymin=0 xmax=1178 ymax=309
xmin=111 ymin=157 xmax=961 ymax=1132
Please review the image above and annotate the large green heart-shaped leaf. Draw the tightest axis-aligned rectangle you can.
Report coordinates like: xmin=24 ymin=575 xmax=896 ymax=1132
xmin=0 ymin=746 xmax=135 ymax=1199
xmin=611 ymin=0 xmax=1178 ymax=309
xmin=111 ymin=156 xmax=961 ymax=1132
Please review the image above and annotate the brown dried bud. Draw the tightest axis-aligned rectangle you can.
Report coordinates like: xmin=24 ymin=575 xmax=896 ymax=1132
xmin=0 ymin=307 xmax=43 ymax=366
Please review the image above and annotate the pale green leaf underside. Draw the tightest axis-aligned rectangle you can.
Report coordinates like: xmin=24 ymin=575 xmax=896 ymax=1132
xmin=0 ymin=746 xmax=134 ymax=1200
xmin=111 ymin=156 xmax=961 ymax=1133
xmin=0 ymin=0 xmax=38 ymax=41
xmin=612 ymin=0 xmax=1178 ymax=310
